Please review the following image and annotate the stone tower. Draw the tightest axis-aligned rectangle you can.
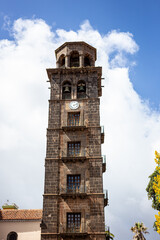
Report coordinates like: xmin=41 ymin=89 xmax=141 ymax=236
xmin=41 ymin=41 xmax=107 ymax=240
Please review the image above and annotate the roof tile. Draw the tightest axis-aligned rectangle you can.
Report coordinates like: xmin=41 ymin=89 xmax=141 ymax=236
xmin=0 ymin=209 xmax=42 ymax=220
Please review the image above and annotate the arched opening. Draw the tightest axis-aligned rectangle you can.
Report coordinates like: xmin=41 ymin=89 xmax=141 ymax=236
xmin=59 ymin=54 xmax=65 ymax=68
xmin=62 ymin=81 xmax=71 ymax=99
xmin=70 ymin=51 xmax=79 ymax=67
xmin=84 ymin=56 xmax=91 ymax=67
xmin=77 ymin=80 xmax=86 ymax=99
xmin=7 ymin=232 xmax=18 ymax=240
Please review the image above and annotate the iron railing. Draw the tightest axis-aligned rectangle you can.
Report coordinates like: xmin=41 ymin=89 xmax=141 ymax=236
xmin=102 ymin=155 xmax=106 ymax=164
xmin=63 ymin=119 xmax=85 ymax=128
xmin=60 ymin=184 xmax=87 ymax=194
xmin=61 ymin=149 xmax=86 ymax=158
xmin=102 ymin=155 xmax=106 ymax=173
xmin=104 ymin=189 xmax=109 ymax=206
xmin=59 ymin=222 xmax=87 ymax=234
xmin=101 ymin=126 xmax=104 ymax=134
xmin=101 ymin=126 xmax=105 ymax=143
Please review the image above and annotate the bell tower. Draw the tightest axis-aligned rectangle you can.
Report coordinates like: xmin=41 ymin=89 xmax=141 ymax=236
xmin=41 ymin=42 xmax=107 ymax=240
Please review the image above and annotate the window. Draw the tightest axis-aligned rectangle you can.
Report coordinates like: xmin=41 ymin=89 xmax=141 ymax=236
xmin=68 ymin=142 xmax=81 ymax=157
xmin=77 ymin=81 xmax=86 ymax=99
xmin=68 ymin=112 xmax=80 ymax=126
xmin=67 ymin=213 xmax=81 ymax=232
xmin=7 ymin=232 xmax=18 ymax=240
xmin=62 ymin=81 xmax=71 ymax=99
xmin=70 ymin=51 xmax=79 ymax=67
xmin=67 ymin=175 xmax=81 ymax=192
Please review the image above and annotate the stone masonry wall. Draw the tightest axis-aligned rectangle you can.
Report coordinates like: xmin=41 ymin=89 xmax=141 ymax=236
xmin=50 ymin=70 xmax=100 ymax=100
xmin=42 ymin=196 xmax=58 ymax=233
xmin=42 ymin=46 xmax=105 ymax=240
xmin=44 ymin=159 xmax=59 ymax=194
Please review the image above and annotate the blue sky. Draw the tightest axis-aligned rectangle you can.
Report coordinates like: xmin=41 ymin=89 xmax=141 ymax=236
xmin=1 ymin=1 xmax=160 ymax=240
xmin=1 ymin=0 xmax=160 ymax=108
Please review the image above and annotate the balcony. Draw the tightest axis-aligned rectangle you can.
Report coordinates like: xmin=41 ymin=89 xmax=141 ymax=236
xmin=101 ymin=126 xmax=105 ymax=144
xmin=62 ymin=123 xmax=86 ymax=131
xmin=62 ymin=113 xmax=86 ymax=131
xmin=102 ymin=155 xmax=106 ymax=173
xmin=61 ymin=150 xmax=86 ymax=162
xmin=60 ymin=185 xmax=87 ymax=198
xmin=59 ymin=222 xmax=88 ymax=238
xmin=104 ymin=190 xmax=109 ymax=207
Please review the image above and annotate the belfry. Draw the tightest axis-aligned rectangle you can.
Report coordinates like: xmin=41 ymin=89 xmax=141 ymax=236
xmin=41 ymin=41 xmax=107 ymax=240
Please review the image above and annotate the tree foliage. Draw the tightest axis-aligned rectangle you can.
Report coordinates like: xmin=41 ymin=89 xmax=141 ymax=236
xmin=131 ymin=222 xmax=149 ymax=240
xmin=146 ymin=169 xmax=160 ymax=211
xmin=105 ymin=226 xmax=115 ymax=240
xmin=152 ymin=151 xmax=160 ymax=234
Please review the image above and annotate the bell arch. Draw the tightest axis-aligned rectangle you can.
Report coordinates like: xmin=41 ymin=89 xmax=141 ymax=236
xmin=70 ymin=51 xmax=79 ymax=67
xmin=77 ymin=80 xmax=86 ymax=99
xmin=62 ymin=81 xmax=72 ymax=99
xmin=58 ymin=54 xmax=65 ymax=68
xmin=84 ymin=54 xmax=94 ymax=67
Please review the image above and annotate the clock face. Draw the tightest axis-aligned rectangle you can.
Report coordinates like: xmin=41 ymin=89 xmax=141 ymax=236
xmin=69 ymin=101 xmax=79 ymax=110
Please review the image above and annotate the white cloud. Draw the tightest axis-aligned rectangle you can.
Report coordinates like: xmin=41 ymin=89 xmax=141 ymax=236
xmin=105 ymin=30 xmax=139 ymax=54
xmin=0 ymin=18 xmax=159 ymax=240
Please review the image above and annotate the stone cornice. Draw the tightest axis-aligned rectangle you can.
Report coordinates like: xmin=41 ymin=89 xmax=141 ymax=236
xmin=55 ymin=41 xmax=97 ymax=59
xmin=46 ymin=66 xmax=102 ymax=78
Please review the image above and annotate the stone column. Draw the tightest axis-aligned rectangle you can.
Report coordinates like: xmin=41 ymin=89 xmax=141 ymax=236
xmin=80 ymin=54 xmax=84 ymax=67
xmin=56 ymin=61 xmax=59 ymax=68
xmin=65 ymin=55 xmax=70 ymax=68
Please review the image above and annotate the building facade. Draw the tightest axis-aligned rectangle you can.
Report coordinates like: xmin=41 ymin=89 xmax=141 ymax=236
xmin=0 ymin=208 xmax=42 ymax=240
xmin=41 ymin=41 xmax=107 ymax=240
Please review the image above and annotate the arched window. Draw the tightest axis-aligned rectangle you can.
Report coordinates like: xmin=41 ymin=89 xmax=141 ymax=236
xmin=62 ymin=81 xmax=71 ymax=99
xmin=77 ymin=80 xmax=86 ymax=99
xmin=7 ymin=232 xmax=18 ymax=240
xmin=70 ymin=51 xmax=79 ymax=67
xmin=84 ymin=56 xmax=91 ymax=67
xmin=59 ymin=54 xmax=65 ymax=68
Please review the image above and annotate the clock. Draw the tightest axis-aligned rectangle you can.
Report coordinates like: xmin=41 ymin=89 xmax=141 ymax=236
xmin=69 ymin=101 xmax=79 ymax=110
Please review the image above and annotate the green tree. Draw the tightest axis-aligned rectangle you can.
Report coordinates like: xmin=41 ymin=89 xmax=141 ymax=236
xmin=131 ymin=222 xmax=149 ymax=240
xmin=152 ymin=151 xmax=160 ymax=234
xmin=146 ymin=169 xmax=160 ymax=211
xmin=146 ymin=151 xmax=160 ymax=233
xmin=105 ymin=226 xmax=115 ymax=240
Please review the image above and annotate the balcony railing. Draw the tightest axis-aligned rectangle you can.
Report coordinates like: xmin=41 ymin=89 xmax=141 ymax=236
xmin=61 ymin=150 xmax=86 ymax=161
xmin=60 ymin=184 xmax=87 ymax=195
xmin=101 ymin=126 xmax=104 ymax=144
xmin=104 ymin=189 xmax=109 ymax=207
xmin=62 ymin=119 xmax=86 ymax=131
xmin=102 ymin=155 xmax=106 ymax=173
xmin=59 ymin=222 xmax=88 ymax=235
